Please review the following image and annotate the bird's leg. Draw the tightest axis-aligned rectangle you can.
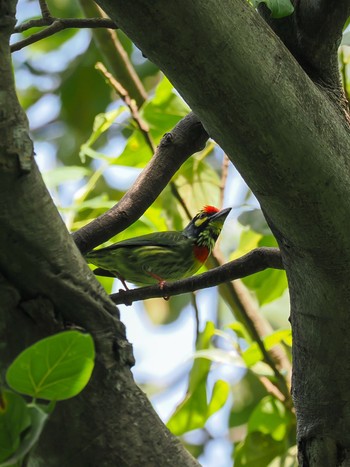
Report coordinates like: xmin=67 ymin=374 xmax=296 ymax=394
xmin=146 ymin=272 xmax=169 ymax=300
xmin=116 ymin=274 xmax=129 ymax=291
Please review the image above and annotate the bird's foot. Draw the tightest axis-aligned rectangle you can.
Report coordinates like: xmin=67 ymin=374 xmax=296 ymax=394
xmin=158 ymin=280 xmax=170 ymax=300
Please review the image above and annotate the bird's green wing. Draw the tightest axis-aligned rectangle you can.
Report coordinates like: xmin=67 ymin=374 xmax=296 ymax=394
xmin=98 ymin=231 xmax=182 ymax=251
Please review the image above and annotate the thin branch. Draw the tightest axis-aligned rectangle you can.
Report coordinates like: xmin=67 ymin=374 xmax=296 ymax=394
xmin=73 ymin=112 xmax=209 ymax=254
xmin=79 ymin=0 xmax=147 ymax=107
xmin=11 ymin=18 xmax=117 ymax=52
xmin=219 ymin=153 xmax=230 ymax=208
xmin=191 ymin=293 xmax=201 ymax=342
xmin=38 ymin=0 xmax=52 ymax=19
xmin=110 ymin=247 xmax=283 ymax=305
xmin=170 ymin=181 xmax=192 ymax=220
xmin=95 ymin=61 xmax=155 ymax=152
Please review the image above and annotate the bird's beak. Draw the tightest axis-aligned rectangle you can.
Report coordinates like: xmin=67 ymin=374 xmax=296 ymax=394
xmin=212 ymin=207 xmax=232 ymax=222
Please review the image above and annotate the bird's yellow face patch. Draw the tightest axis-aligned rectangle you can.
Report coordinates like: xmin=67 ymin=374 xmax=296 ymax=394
xmin=194 ymin=216 xmax=207 ymax=228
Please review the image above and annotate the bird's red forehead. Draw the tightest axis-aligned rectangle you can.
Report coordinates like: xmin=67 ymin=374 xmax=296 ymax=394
xmin=203 ymin=205 xmax=219 ymax=214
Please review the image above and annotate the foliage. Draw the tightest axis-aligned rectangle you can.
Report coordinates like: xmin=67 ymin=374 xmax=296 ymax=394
xmin=0 ymin=331 xmax=95 ymax=466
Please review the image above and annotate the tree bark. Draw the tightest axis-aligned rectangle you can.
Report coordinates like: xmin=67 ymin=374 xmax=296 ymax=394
xmin=94 ymin=0 xmax=350 ymax=464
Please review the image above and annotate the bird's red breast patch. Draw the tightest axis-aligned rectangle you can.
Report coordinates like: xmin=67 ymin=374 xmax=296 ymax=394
xmin=203 ymin=205 xmax=219 ymax=214
xmin=193 ymin=245 xmax=210 ymax=263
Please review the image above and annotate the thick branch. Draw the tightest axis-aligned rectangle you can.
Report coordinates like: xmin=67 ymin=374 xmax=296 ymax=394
xmin=73 ymin=112 xmax=209 ymax=254
xmin=110 ymin=247 xmax=283 ymax=305
xmin=258 ymin=0 xmax=350 ymax=101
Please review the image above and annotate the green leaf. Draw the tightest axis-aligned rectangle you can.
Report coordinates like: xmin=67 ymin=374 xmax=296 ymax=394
xmin=227 ymin=322 xmax=253 ymax=343
xmin=42 ymin=166 xmax=92 ymax=189
xmin=264 ymin=329 xmax=292 ymax=348
xmin=242 ymin=329 xmax=292 ymax=367
xmin=269 ymin=445 xmax=298 ymax=466
xmin=0 ymin=390 xmax=30 ymax=463
xmin=193 ymin=348 xmax=241 ymax=366
xmin=248 ymin=396 xmax=290 ymax=441
xmin=175 ymin=157 xmax=221 ymax=214
xmin=234 ymin=431 xmax=286 ymax=467
xmin=242 ymin=343 xmax=264 ymax=368
xmin=167 ymin=322 xmax=231 ymax=435
xmin=0 ymin=404 xmax=49 ymax=466
xmin=189 ymin=322 xmax=215 ymax=392
xmin=251 ymin=0 xmax=294 ymax=18
xmin=80 ymin=107 xmax=127 ymax=161
xmin=242 ymin=268 xmax=288 ymax=305
xmin=142 ymin=76 xmax=189 ymax=132
xmin=230 ymin=370 xmax=267 ymax=427
xmin=207 ymin=380 xmax=230 ymax=417
xmin=6 ymin=331 xmax=95 ymax=401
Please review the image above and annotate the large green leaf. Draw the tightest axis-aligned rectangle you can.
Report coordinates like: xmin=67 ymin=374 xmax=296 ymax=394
xmin=248 ymin=396 xmax=290 ymax=441
xmin=175 ymin=157 xmax=221 ymax=214
xmin=167 ymin=322 xmax=230 ymax=435
xmin=234 ymin=431 xmax=286 ymax=466
xmin=142 ymin=76 xmax=189 ymax=131
xmin=80 ymin=107 xmax=127 ymax=162
xmin=230 ymin=370 xmax=267 ymax=427
xmin=0 ymin=390 xmax=30 ymax=463
xmin=243 ymin=268 xmax=288 ymax=306
xmin=6 ymin=331 xmax=95 ymax=401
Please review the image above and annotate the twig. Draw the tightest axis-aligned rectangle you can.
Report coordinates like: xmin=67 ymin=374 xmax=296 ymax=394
xmin=190 ymin=293 xmax=201 ymax=342
xmin=95 ymin=62 xmax=155 ymax=152
xmin=170 ymin=182 xmax=192 ymax=220
xmin=219 ymin=153 xmax=230 ymax=208
xmin=38 ymin=0 xmax=51 ymax=19
xmin=11 ymin=18 xmax=117 ymax=52
xmin=79 ymin=0 xmax=147 ymax=107
xmin=110 ymin=247 xmax=283 ymax=305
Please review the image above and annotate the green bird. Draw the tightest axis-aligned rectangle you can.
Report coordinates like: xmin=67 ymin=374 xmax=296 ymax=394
xmin=85 ymin=205 xmax=231 ymax=288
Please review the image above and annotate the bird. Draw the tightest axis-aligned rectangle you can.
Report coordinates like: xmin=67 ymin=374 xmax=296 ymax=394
xmin=85 ymin=205 xmax=231 ymax=289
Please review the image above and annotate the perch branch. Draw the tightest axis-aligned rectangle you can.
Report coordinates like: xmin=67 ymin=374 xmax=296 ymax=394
xmin=110 ymin=247 xmax=283 ymax=305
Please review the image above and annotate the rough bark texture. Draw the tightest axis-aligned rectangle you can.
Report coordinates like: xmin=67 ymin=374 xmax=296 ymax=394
xmin=93 ymin=0 xmax=350 ymax=465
